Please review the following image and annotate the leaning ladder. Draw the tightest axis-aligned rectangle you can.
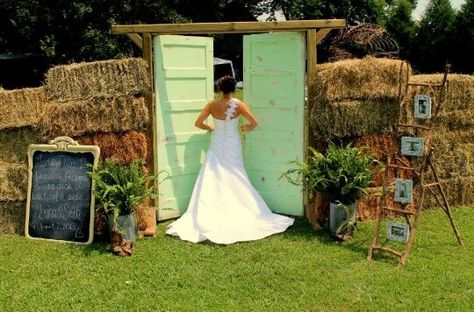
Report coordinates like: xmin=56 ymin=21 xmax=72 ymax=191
xmin=367 ymin=64 xmax=463 ymax=266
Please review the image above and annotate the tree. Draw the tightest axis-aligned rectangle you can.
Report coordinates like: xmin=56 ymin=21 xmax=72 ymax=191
xmin=412 ymin=0 xmax=456 ymax=73
xmin=266 ymin=0 xmax=388 ymax=25
xmin=385 ymin=0 xmax=417 ymax=60
xmin=451 ymin=0 xmax=474 ymax=73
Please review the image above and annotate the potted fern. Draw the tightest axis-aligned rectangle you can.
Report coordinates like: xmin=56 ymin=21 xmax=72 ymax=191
xmin=89 ymin=158 xmax=159 ymax=256
xmin=281 ymin=144 xmax=378 ymax=239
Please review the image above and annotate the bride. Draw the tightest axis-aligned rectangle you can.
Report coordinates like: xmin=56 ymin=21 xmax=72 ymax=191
xmin=165 ymin=76 xmax=294 ymax=244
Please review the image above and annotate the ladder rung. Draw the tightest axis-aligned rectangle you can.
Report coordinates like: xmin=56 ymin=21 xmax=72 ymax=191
xmin=372 ymin=246 xmax=402 ymax=257
xmin=408 ymin=82 xmax=443 ymax=87
xmin=424 ymin=182 xmax=440 ymax=188
xmin=383 ymin=206 xmax=416 ymax=215
xmin=397 ymin=123 xmax=431 ymax=130
xmin=387 ymin=164 xmax=416 ymax=171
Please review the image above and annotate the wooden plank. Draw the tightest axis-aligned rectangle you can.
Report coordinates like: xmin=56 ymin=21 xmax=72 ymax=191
xmin=397 ymin=123 xmax=430 ymax=130
xmin=315 ymin=28 xmax=332 ymax=44
xmin=305 ymin=29 xmax=317 ymax=217
xmin=141 ymin=32 xmax=157 ymax=235
xmin=373 ymin=246 xmax=402 ymax=257
xmin=382 ymin=206 xmax=416 ymax=215
xmin=127 ymin=33 xmax=143 ymax=49
xmin=111 ymin=19 xmax=346 ymax=35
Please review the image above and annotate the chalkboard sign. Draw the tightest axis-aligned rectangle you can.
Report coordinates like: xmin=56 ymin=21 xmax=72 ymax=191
xmin=25 ymin=137 xmax=100 ymax=244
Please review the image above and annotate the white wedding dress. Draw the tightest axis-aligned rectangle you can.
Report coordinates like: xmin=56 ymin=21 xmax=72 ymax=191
xmin=166 ymin=98 xmax=294 ymax=244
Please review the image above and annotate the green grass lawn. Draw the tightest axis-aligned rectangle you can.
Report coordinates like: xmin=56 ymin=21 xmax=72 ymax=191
xmin=1 ymin=207 xmax=473 ymax=311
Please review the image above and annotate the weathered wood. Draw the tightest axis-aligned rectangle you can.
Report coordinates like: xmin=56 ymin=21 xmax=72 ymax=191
xmin=382 ymin=206 xmax=416 ymax=215
xmin=373 ymin=246 xmax=402 ymax=257
xmin=111 ymin=19 xmax=346 ymax=35
xmin=127 ymin=33 xmax=143 ymax=49
xmin=315 ymin=28 xmax=332 ymax=44
xmin=397 ymin=123 xmax=430 ymax=130
xmin=369 ymin=64 xmax=462 ymax=266
xmin=368 ymin=156 xmax=391 ymax=261
xmin=142 ymin=33 xmax=157 ymax=235
xmin=429 ymin=158 xmax=464 ymax=246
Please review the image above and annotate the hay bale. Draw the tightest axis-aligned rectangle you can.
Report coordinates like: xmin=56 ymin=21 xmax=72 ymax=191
xmin=310 ymin=98 xmax=399 ymax=140
xmin=315 ymin=57 xmax=411 ymax=101
xmin=0 ymin=127 xmax=47 ymax=163
xmin=409 ymin=74 xmax=474 ymax=111
xmin=346 ymin=133 xmax=413 ymax=187
xmin=0 ymin=162 xmax=28 ymax=201
xmin=43 ymin=96 xmax=149 ymax=137
xmin=0 ymin=201 xmax=25 ymax=234
xmin=357 ymin=187 xmax=415 ymax=220
xmin=0 ymin=87 xmax=47 ymax=130
xmin=74 ymin=131 xmax=147 ymax=165
xmin=423 ymin=177 xmax=465 ymax=208
xmin=45 ymin=58 xmax=151 ymax=102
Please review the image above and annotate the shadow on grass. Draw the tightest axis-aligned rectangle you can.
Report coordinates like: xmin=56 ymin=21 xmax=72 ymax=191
xmin=282 ymin=218 xmax=377 ymax=258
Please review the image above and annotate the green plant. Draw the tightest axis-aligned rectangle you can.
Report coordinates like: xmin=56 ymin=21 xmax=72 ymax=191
xmin=281 ymin=144 xmax=380 ymax=205
xmin=88 ymin=158 xmax=166 ymax=228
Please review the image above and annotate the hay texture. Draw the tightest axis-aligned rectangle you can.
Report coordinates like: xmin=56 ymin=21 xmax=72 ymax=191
xmin=401 ymin=74 xmax=474 ymax=128
xmin=311 ymin=99 xmax=399 ymax=140
xmin=0 ymin=127 xmax=47 ymax=163
xmin=0 ymin=201 xmax=25 ymax=234
xmin=44 ymin=96 xmax=149 ymax=137
xmin=357 ymin=187 xmax=416 ymax=220
xmin=346 ymin=133 xmax=413 ymax=187
xmin=0 ymin=162 xmax=28 ymax=201
xmin=75 ymin=131 xmax=147 ymax=165
xmin=314 ymin=57 xmax=411 ymax=101
xmin=0 ymin=87 xmax=47 ymax=130
xmin=45 ymin=58 xmax=151 ymax=102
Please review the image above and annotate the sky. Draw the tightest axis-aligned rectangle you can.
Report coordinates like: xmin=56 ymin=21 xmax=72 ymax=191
xmin=413 ymin=0 xmax=466 ymax=20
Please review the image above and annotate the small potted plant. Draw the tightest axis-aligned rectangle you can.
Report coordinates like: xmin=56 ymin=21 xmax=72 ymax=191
xmin=89 ymin=158 xmax=160 ymax=256
xmin=281 ymin=144 xmax=378 ymax=239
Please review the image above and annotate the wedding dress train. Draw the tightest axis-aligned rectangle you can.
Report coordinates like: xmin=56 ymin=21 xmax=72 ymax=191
xmin=165 ymin=99 xmax=294 ymax=244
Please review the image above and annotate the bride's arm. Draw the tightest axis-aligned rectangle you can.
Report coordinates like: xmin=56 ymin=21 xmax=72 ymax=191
xmin=195 ymin=102 xmax=214 ymax=131
xmin=238 ymin=101 xmax=258 ymax=132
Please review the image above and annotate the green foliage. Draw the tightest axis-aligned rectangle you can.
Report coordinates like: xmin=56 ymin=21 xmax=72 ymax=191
xmin=88 ymin=159 xmax=163 ymax=220
xmin=0 ymin=0 xmax=260 ymax=65
xmin=281 ymin=144 xmax=378 ymax=204
xmin=385 ymin=0 xmax=417 ymax=60
xmin=266 ymin=0 xmax=387 ymax=24
xmin=452 ymin=0 xmax=474 ymax=73
xmin=412 ymin=0 xmax=456 ymax=73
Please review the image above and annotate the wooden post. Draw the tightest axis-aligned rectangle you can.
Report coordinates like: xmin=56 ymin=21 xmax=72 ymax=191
xmin=305 ymin=29 xmax=317 ymax=219
xmin=139 ymin=33 xmax=157 ymax=237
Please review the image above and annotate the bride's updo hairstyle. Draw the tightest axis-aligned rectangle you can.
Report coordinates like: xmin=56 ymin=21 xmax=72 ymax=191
xmin=217 ymin=75 xmax=236 ymax=94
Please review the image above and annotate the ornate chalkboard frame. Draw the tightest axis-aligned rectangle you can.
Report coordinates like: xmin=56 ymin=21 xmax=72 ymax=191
xmin=25 ymin=136 xmax=100 ymax=244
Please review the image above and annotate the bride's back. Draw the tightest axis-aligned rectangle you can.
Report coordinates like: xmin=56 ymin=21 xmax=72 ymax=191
xmin=209 ymin=98 xmax=240 ymax=121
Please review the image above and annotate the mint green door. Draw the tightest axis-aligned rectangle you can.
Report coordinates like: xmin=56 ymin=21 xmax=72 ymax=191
xmin=243 ymin=32 xmax=305 ymax=216
xmin=153 ymin=35 xmax=214 ymax=220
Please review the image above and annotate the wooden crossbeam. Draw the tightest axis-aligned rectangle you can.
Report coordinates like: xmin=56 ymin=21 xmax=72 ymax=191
xmin=111 ymin=19 xmax=346 ymax=35
xmin=127 ymin=33 xmax=143 ymax=49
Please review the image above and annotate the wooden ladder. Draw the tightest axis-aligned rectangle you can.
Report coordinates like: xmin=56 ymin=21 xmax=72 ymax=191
xmin=367 ymin=64 xmax=463 ymax=266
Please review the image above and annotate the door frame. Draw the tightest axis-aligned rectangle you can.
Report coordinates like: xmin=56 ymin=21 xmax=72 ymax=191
xmin=110 ymin=20 xmax=346 ymax=220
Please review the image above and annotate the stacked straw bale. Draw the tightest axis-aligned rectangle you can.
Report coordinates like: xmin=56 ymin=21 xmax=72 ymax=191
xmin=43 ymin=57 xmax=153 ymax=235
xmin=311 ymin=57 xmax=410 ymax=141
xmin=0 ymin=201 xmax=25 ymax=234
xmin=45 ymin=58 xmax=151 ymax=101
xmin=0 ymin=162 xmax=27 ymax=202
xmin=43 ymin=95 xmax=149 ymax=137
xmin=74 ymin=130 xmax=147 ymax=165
xmin=402 ymin=74 xmax=474 ymax=207
xmin=0 ymin=127 xmax=47 ymax=163
xmin=0 ymin=87 xmax=47 ymax=130
xmin=307 ymin=57 xmax=411 ymax=224
xmin=0 ymin=88 xmax=46 ymax=234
